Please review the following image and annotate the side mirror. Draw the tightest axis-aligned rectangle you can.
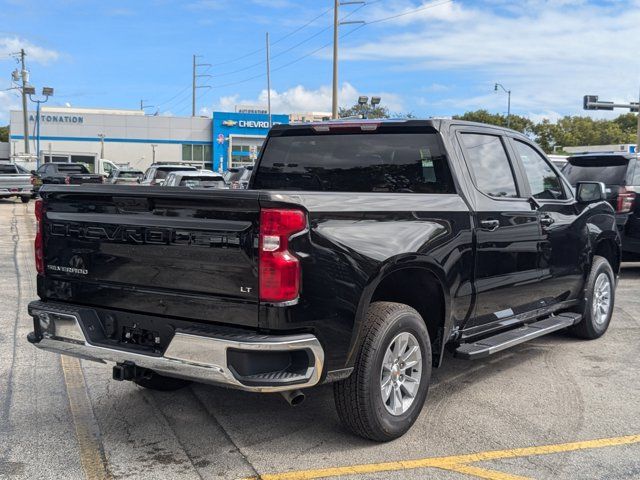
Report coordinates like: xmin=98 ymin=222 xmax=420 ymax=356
xmin=30 ymin=170 xmax=37 ymax=175
xmin=576 ymin=181 xmax=606 ymax=203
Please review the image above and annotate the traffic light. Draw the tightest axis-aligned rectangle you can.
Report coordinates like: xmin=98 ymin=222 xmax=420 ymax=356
xmin=583 ymin=95 xmax=598 ymax=110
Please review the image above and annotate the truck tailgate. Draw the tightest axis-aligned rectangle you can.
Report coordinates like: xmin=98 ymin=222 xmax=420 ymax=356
xmin=39 ymin=186 xmax=261 ymax=327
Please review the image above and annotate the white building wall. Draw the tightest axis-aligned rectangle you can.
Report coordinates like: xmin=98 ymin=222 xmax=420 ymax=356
xmin=9 ymin=108 xmax=212 ymax=171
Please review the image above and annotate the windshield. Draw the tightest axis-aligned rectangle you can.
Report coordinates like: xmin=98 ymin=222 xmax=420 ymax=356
xmin=563 ymin=156 xmax=629 ymax=185
xmin=58 ymin=164 xmax=90 ymax=173
xmin=253 ymin=130 xmax=455 ymax=193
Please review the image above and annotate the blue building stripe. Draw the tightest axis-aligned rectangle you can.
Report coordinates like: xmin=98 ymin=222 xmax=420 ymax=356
xmin=9 ymin=135 xmax=210 ymax=145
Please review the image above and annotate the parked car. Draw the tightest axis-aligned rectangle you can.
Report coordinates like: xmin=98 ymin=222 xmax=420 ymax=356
xmin=223 ymin=166 xmax=253 ymax=189
xmin=139 ymin=164 xmax=198 ymax=186
xmin=563 ymin=153 xmax=640 ymax=260
xmin=163 ymin=170 xmax=226 ymax=189
xmin=108 ymin=169 xmax=144 ymax=185
xmin=0 ymin=162 xmax=33 ymax=203
xmin=27 ymin=119 xmax=619 ymax=442
xmin=30 ymin=162 xmax=103 ymax=195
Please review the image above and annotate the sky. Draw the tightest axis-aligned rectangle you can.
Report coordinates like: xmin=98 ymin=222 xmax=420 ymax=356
xmin=0 ymin=0 xmax=639 ymax=125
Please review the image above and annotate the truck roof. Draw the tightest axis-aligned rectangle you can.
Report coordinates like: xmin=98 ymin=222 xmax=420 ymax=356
xmin=272 ymin=118 xmax=521 ymax=135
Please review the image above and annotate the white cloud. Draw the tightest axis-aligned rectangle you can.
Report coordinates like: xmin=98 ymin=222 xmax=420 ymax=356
xmin=0 ymin=37 xmax=60 ymax=65
xmin=342 ymin=1 xmax=640 ymax=118
xmin=206 ymin=82 xmax=406 ymax=114
xmin=0 ymin=90 xmax=21 ymax=124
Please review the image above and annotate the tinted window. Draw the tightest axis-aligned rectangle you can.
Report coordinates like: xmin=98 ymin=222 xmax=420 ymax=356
xmin=0 ymin=164 xmax=18 ymax=174
xmin=461 ymin=133 xmax=518 ymax=198
xmin=58 ymin=164 xmax=90 ymax=173
xmin=179 ymin=176 xmax=225 ymax=188
xmin=515 ymin=141 xmax=566 ymax=200
xmin=254 ymin=132 xmax=455 ymax=193
xmin=563 ymin=156 xmax=629 ymax=185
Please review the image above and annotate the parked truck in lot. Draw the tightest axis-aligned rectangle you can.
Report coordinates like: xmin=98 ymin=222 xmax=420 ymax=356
xmin=0 ymin=163 xmax=33 ymax=202
xmin=27 ymin=119 xmax=620 ymax=441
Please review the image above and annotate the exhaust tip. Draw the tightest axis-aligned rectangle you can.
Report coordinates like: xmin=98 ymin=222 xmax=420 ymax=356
xmin=281 ymin=389 xmax=305 ymax=406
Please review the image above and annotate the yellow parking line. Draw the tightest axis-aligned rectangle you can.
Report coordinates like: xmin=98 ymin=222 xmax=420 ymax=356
xmin=441 ymin=464 xmax=532 ymax=480
xmin=245 ymin=434 xmax=640 ymax=480
xmin=61 ymin=355 xmax=112 ymax=480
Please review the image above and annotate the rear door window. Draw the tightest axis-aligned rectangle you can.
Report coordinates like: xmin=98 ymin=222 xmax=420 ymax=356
xmin=563 ymin=156 xmax=630 ymax=186
xmin=460 ymin=133 xmax=518 ymax=198
xmin=254 ymin=129 xmax=455 ymax=193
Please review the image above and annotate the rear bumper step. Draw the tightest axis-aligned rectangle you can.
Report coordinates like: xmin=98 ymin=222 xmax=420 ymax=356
xmin=455 ymin=313 xmax=582 ymax=360
xmin=27 ymin=301 xmax=324 ymax=392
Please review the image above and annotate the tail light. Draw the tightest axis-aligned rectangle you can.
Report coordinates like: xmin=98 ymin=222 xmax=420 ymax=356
xmin=34 ymin=199 xmax=45 ymax=275
xmin=259 ymin=208 xmax=306 ymax=303
xmin=617 ymin=187 xmax=636 ymax=213
xmin=64 ymin=176 xmax=71 ymax=184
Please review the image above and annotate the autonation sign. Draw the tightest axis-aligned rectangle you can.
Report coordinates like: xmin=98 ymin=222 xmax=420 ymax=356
xmin=29 ymin=114 xmax=84 ymax=124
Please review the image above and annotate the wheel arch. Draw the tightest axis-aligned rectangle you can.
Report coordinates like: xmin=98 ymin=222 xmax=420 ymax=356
xmin=347 ymin=256 xmax=452 ymax=369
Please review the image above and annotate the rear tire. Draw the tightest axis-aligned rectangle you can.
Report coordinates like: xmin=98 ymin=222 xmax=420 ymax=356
xmin=20 ymin=196 xmax=30 ymax=204
xmin=134 ymin=372 xmax=192 ymax=391
xmin=571 ymin=255 xmax=615 ymax=339
xmin=333 ymin=302 xmax=431 ymax=441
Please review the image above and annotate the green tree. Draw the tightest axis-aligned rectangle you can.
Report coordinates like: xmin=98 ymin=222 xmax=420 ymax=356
xmin=0 ymin=125 xmax=8 ymax=143
xmin=452 ymin=110 xmax=534 ymax=136
xmin=613 ymin=113 xmax=638 ymax=143
xmin=339 ymin=102 xmax=390 ymax=119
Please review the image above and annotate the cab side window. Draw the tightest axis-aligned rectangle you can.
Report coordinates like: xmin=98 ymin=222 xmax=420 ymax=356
xmin=460 ymin=133 xmax=518 ymax=198
xmin=514 ymin=141 xmax=566 ymax=200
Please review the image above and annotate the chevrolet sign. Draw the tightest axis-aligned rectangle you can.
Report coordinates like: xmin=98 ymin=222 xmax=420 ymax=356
xmin=222 ymin=120 xmax=238 ymax=127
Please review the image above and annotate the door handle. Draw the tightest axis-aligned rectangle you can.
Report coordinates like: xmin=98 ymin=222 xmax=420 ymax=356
xmin=540 ymin=215 xmax=555 ymax=227
xmin=480 ymin=219 xmax=500 ymax=231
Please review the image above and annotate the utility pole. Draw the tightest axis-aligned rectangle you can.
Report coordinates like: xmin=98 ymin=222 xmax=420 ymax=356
xmin=97 ymin=134 xmax=105 ymax=159
xmin=19 ymin=49 xmax=30 ymax=154
xmin=332 ymin=0 xmax=339 ymax=119
xmin=192 ymin=54 xmax=196 ymax=117
xmin=637 ymin=87 xmax=640 ymax=156
xmin=331 ymin=1 xmax=365 ymax=120
xmin=192 ymin=54 xmax=212 ymax=116
xmin=266 ymin=32 xmax=272 ymax=127
xmin=151 ymin=144 xmax=157 ymax=163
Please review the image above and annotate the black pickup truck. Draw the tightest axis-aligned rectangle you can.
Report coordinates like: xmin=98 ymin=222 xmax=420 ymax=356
xmin=31 ymin=162 xmax=104 ymax=195
xmin=27 ymin=119 xmax=620 ymax=441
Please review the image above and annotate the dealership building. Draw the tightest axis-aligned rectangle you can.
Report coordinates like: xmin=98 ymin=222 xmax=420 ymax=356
xmin=8 ymin=106 xmax=325 ymax=171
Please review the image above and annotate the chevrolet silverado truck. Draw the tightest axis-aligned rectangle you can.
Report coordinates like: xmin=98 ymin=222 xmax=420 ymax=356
xmin=27 ymin=119 xmax=620 ymax=441
xmin=0 ymin=162 xmax=33 ymax=202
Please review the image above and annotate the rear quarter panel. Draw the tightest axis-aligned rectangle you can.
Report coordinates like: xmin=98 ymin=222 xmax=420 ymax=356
xmin=259 ymin=192 xmax=473 ymax=372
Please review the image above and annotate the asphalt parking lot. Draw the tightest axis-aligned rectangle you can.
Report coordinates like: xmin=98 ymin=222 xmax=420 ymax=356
xmin=0 ymin=199 xmax=639 ymax=480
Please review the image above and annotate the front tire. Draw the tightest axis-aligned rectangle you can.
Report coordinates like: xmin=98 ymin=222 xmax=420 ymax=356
xmin=333 ymin=302 xmax=431 ymax=441
xmin=571 ymin=255 xmax=615 ymax=339
xmin=20 ymin=196 xmax=30 ymax=204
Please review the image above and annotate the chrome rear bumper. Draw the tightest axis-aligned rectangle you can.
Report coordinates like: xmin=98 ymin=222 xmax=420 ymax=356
xmin=28 ymin=302 xmax=324 ymax=393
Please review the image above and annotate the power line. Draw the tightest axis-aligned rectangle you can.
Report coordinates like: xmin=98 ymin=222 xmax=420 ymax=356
xmin=367 ymin=0 xmax=453 ymax=25
xmin=206 ymin=3 xmax=366 ymax=80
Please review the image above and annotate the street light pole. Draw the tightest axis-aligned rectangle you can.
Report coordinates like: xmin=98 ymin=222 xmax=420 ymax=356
xmin=494 ymin=83 xmax=511 ymax=129
xmin=27 ymin=87 xmax=53 ymax=168
xmin=266 ymin=32 xmax=272 ymax=128
xmin=151 ymin=144 xmax=157 ymax=164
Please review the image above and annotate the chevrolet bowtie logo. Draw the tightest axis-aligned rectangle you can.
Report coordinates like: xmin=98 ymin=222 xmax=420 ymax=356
xmin=222 ymin=120 xmax=238 ymax=127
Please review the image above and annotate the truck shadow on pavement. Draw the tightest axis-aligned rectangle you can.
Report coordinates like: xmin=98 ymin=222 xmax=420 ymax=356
xmin=132 ymin=332 xmax=580 ymax=456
